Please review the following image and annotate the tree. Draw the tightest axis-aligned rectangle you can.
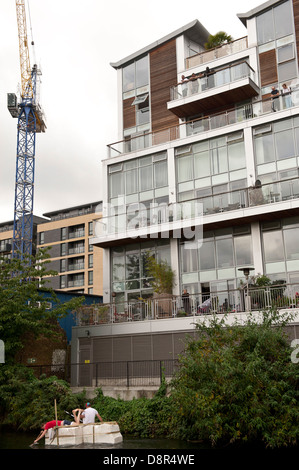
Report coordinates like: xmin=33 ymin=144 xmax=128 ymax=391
xmin=204 ymin=31 xmax=233 ymax=50
xmin=0 ymin=249 xmax=83 ymax=363
xmin=144 ymin=253 xmax=175 ymax=295
xmin=170 ymin=310 xmax=299 ymax=448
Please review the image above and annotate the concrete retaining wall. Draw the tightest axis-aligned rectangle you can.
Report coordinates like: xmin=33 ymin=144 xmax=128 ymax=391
xmin=71 ymin=385 xmax=160 ymax=400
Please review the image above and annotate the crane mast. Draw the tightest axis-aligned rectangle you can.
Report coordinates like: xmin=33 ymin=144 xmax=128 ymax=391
xmin=7 ymin=0 xmax=46 ymax=261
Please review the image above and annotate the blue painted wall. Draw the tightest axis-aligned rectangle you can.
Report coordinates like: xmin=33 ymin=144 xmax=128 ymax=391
xmin=39 ymin=290 xmax=102 ymax=343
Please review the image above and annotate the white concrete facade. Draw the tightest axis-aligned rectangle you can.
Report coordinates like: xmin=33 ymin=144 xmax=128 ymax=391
xmin=89 ymin=0 xmax=299 ymax=345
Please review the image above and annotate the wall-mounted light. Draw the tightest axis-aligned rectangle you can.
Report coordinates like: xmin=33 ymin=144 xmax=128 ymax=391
xmin=85 ymin=330 xmax=90 ymax=337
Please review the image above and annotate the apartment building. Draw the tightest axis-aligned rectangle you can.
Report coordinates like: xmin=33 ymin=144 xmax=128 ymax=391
xmin=0 ymin=202 xmax=103 ymax=296
xmin=72 ymin=0 xmax=299 ymax=373
xmin=0 ymin=215 xmax=47 ymax=259
xmin=37 ymin=201 xmax=103 ymax=295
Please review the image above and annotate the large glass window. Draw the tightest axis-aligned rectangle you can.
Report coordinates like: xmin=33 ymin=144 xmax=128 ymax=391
xmin=176 ymin=132 xmax=247 ymax=212
xmin=123 ymin=63 xmax=135 ymax=92
xmin=257 ymin=9 xmax=274 ymax=44
xmin=180 ymin=225 xmax=253 ymax=290
xmin=123 ymin=56 xmax=149 ymax=93
xmin=284 ymin=228 xmax=299 ymax=259
xmin=261 ymin=217 xmax=299 ymax=279
xmin=254 ymin=118 xmax=299 ymax=200
xmin=216 ymin=238 xmax=234 ymax=268
xmin=273 ymin=1 xmax=293 ymax=40
xmin=257 ymin=0 xmax=293 ymax=45
xmin=122 ymin=56 xmax=150 ymax=140
xmin=111 ymin=240 xmax=170 ymax=300
xmin=275 ymin=129 xmax=295 ymax=160
xmin=109 ymin=152 xmax=168 ymax=206
xmin=199 ymin=239 xmax=215 ymax=271
xmin=136 ymin=56 xmax=149 ymax=89
xmin=109 ymin=170 xmax=124 ymax=199
xmin=263 ymin=230 xmax=284 ymax=262
xmin=234 ymin=235 xmax=253 ymax=266
xmin=257 ymin=1 xmax=296 ymax=88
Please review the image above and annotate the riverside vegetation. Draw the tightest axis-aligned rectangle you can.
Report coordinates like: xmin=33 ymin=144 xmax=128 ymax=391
xmin=0 ymin=312 xmax=298 ymax=448
xmin=0 ymin=253 xmax=298 ymax=448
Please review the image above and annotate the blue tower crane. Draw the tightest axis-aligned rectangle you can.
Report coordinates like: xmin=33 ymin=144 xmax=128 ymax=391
xmin=7 ymin=0 xmax=46 ymax=260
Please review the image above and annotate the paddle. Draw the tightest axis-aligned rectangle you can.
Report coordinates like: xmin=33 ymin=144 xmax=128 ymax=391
xmin=29 ymin=430 xmax=43 ymax=447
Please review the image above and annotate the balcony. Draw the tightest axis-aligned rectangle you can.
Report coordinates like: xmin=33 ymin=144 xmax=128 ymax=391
xmin=92 ymin=177 xmax=299 ymax=248
xmin=68 ymin=261 xmax=85 ymax=271
xmin=68 ymin=228 xmax=85 ymax=239
xmin=68 ymin=278 xmax=84 ymax=288
xmin=168 ymin=61 xmax=259 ymax=118
xmin=75 ymin=283 xmax=299 ymax=326
xmin=68 ymin=243 xmax=85 ymax=255
xmin=185 ymin=37 xmax=248 ymax=69
xmin=107 ymin=92 xmax=298 ymax=159
xmin=0 ymin=243 xmax=12 ymax=253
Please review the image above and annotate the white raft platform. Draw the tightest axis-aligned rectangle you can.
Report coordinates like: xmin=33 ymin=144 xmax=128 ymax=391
xmin=45 ymin=422 xmax=123 ymax=446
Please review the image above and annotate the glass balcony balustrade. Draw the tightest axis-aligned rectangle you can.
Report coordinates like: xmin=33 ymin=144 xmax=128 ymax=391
xmin=170 ymin=61 xmax=256 ymax=101
xmin=185 ymin=37 xmax=248 ymax=69
xmin=107 ymin=89 xmax=299 ymax=158
xmin=93 ymin=176 xmax=299 ymax=241
xmin=68 ymin=279 xmax=84 ymax=288
xmin=68 ymin=229 xmax=85 ymax=239
xmin=68 ymin=262 xmax=85 ymax=271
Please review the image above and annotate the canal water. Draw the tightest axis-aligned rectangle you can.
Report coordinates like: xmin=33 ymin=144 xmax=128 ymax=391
xmin=0 ymin=426 xmax=207 ymax=450
xmin=0 ymin=426 xmax=291 ymax=467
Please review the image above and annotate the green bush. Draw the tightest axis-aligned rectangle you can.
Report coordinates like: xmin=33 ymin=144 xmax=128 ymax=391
xmin=0 ymin=365 xmax=86 ymax=430
xmin=1 ymin=310 xmax=298 ymax=449
xmin=93 ymin=384 xmax=173 ymax=438
xmin=169 ymin=311 xmax=299 ymax=448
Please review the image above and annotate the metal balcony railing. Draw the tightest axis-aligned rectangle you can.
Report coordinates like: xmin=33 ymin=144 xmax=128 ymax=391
xmin=107 ymin=91 xmax=298 ymax=158
xmin=68 ymin=246 xmax=85 ymax=255
xmin=68 ymin=279 xmax=84 ymax=288
xmin=93 ymin=176 xmax=299 ymax=240
xmin=75 ymin=283 xmax=299 ymax=326
xmin=68 ymin=262 xmax=85 ymax=271
xmin=68 ymin=229 xmax=85 ymax=239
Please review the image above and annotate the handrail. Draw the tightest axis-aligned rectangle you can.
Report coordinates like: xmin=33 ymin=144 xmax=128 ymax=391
xmin=94 ymin=175 xmax=299 ymax=236
xmin=170 ymin=60 xmax=255 ymax=101
xmin=75 ymin=283 xmax=299 ymax=326
xmin=175 ymin=59 xmax=255 ymax=87
xmin=107 ymin=91 xmax=298 ymax=158
xmin=185 ymin=36 xmax=248 ymax=69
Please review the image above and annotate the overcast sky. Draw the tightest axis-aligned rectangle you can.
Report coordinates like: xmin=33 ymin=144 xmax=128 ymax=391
xmin=0 ymin=0 xmax=263 ymax=223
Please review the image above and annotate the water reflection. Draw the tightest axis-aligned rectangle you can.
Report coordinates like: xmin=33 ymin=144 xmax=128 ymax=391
xmin=0 ymin=427 xmax=207 ymax=450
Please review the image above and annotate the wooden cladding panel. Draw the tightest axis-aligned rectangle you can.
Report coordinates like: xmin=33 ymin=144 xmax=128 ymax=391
xmin=293 ymin=0 xmax=299 ymax=68
xmin=123 ymin=96 xmax=136 ymax=130
xmin=259 ymin=49 xmax=278 ymax=86
xmin=150 ymin=40 xmax=179 ymax=133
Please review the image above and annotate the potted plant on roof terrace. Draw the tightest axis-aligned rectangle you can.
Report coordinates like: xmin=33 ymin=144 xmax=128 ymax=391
xmin=204 ymin=31 xmax=233 ymax=50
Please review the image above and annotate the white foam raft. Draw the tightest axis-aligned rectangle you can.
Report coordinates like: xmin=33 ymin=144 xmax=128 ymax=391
xmin=45 ymin=422 xmax=123 ymax=446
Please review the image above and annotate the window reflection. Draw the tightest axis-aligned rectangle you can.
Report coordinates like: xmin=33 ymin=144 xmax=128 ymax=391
xmin=257 ymin=0 xmax=293 ymax=44
xmin=262 ymin=219 xmax=299 ymax=278
xmin=263 ymin=230 xmax=284 ymax=262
